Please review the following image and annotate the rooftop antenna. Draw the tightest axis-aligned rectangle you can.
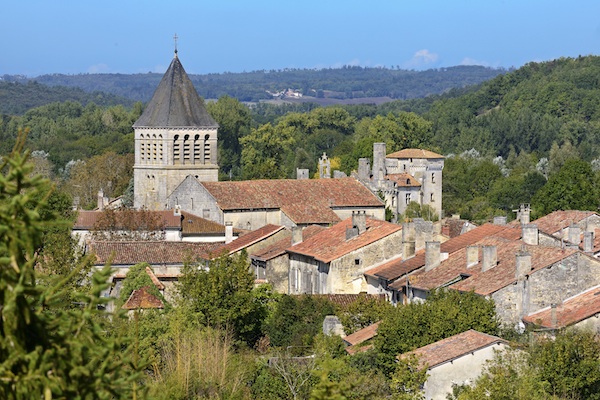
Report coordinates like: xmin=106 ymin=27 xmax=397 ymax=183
xmin=173 ymin=33 xmax=179 ymax=57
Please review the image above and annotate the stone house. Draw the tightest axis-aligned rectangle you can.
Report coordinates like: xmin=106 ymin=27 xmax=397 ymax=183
xmin=166 ymin=176 xmax=385 ymax=230
xmin=249 ymin=225 xmax=327 ymax=292
xmin=357 ymin=143 xmax=444 ymax=220
xmin=209 ymin=224 xmax=288 ymax=262
xmin=287 ymin=212 xmax=403 ymax=294
xmin=400 ymin=330 xmax=508 ymax=400
xmin=523 ymin=284 xmax=600 ymax=334
xmin=389 ymin=224 xmax=600 ymax=327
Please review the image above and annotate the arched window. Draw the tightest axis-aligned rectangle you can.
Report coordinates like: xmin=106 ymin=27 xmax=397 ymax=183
xmin=183 ymin=134 xmax=190 ymax=163
xmin=193 ymin=134 xmax=200 ymax=164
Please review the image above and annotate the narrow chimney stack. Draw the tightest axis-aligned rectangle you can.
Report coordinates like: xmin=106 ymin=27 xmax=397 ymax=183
xmin=481 ymin=245 xmax=497 ymax=272
xmin=515 ymin=250 xmax=532 ymax=280
xmin=97 ymin=189 xmax=105 ymax=211
xmin=550 ymin=303 xmax=558 ymax=329
xmin=225 ymin=222 xmax=233 ymax=244
xmin=296 ymin=168 xmax=309 ymax=180
xmin=522 ymin=224 xmax=539 ymax=246
xmin=568 ymin=224 xmax=581 ymax=247
xmin=353 ymin=210 xmax=367 ymax=235
xmin=466 ymin=246 xmax=479 ymax=268
xmin=358 ymin=158 xmax=371 ymax=181
xmin=425 ymin=241 xmax=441 ymax=271
xmin=584 ymin=231 xmax=594 ymax=253
xmin=519 ymin=204 xmax=531 ymax=225
xmin=493 ymin=216 xmax=507 ymax=225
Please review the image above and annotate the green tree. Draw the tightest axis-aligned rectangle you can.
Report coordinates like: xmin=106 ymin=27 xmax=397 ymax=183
xmin=177 ymin=251 xmax=265 ymax=345
xmin=240 ymin=123 xmax=296 ymax=179
xmin=0 ymin=131 xmax=143 ymax=398
xmin=532 ymin=159 xmax=600 ymax=217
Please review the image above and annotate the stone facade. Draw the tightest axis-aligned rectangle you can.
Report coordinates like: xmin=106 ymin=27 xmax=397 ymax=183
xmin=492 ymin=252 xmax=600 ymax=327
xmin=357 ymin=143 xmax=444 ymax=220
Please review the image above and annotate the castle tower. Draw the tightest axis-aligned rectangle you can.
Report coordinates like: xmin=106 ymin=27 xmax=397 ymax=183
xmin=133 ymin=50 xmax=219 ymax=210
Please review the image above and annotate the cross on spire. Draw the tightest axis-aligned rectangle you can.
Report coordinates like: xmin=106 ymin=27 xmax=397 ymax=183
xmin=173 ymin=33 xmax=179 ymax=56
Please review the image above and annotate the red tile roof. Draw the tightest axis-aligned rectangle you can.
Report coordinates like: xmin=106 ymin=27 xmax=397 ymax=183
xmin=211 ymin=224 xmax=285 ymax=256
xmin=75 ymin=210 xmax=182 ymax=230
xmin=523 ymin=285 xmax=600 ymax=329
xmin=532 ymin=210 xmax=598 ymax=235
xmin=307 ymin=293 xmax=387 ymax=308
xmin=386 ymin=149 xmax=444 ymax=159
xmin=122 ymin=286 xmax=164 ymax=310
xmin=287 ymin=217 xmax=402 ymax=263
xmin=343 ymin=321 xmax=381 ymax=346
xmin=200 ymin=178 xmax=383 ymax=224
xmin=400 ymin=330 xmax=506 ymax=369
xmin=395 ymin=237 xmax=577 ymax=296
xmin=180 ymin=212 xmax=244 ymax=235
xmin=250 ymin=225 xmax=327 ymax=262
xmin=370 ymin=224 xmax=513 ymax=281
xmin=385 ymin=174 xmax=421 ymax=187
xmin=88 ymin=241 xmax=220 ymax=265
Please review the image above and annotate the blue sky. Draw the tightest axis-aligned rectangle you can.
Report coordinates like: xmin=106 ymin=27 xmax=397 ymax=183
xmin=3 ymin=0 xmax=600 ymax=77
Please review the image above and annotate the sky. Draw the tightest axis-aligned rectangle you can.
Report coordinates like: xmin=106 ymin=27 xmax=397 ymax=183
xmin=2 ymin=0 xmax=600 ymax=77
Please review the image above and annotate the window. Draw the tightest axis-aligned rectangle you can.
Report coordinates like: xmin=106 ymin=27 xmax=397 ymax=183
xmin=431 ymin=173 xmax=435 ymax=183
xmin=173 ymin=135 xmax=180 ymax=164
xmin=430 ymin=193 xmax=435 ymax=202
xmin=204 ymin=134 xmax=211 ymax=164
xmin=354 ymin=258 xmax=361 ymax=266
xmin=406 ymin=193 xmax=411 ymax=205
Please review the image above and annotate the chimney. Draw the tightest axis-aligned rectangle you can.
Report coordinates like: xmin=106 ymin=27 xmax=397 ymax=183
xmin=353 ymin=211 xmax=367 ymax=235
xmin=522 ymin=224 xmax=539 ymax=246
xmin=519 ymin=204 xmax=530 ymax=225
xmin=225 ymin=222 xmax=233 ymax=244
xmin=97 ymin=189 xmax=105 ymax=211
xmin=550 ymin=303 xmax=558 ymax=329
xmin=358 ymin=158 xmax=371 ymax=181
xmin=403 ymin=241 xmax=416 ymax=259
xmin=296 ymin=168 xmax=309 ymax=180
xmin=481 ymin=245 xmax=497 ymax=272
xmin=291 ymin=226 xmax=303 ymax=246
xmin=493 ymin=216 xmax=507 ymax=225
xmin=414 ymin=219 xmax=433 ymax=252
xmin=515 ymin=250 xmax=532 ymax=280
xmin=466 ymin=246 xmax=479 ymax=268
xmin=402 ymin=221 xmax=416 ymax=258
xmin=568 ymin=224 xmax=581 ymax=247
xmin=425 ymin=241 xmax=441 ymax=271
xmin=584 ymin=231 xmax=594 ymax=253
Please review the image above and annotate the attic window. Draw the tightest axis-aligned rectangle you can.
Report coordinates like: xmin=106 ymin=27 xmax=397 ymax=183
xmin=406 ymin=179 xmax=410 ymax=185
xmin=355 ymin=258 xmax=361 ymax=266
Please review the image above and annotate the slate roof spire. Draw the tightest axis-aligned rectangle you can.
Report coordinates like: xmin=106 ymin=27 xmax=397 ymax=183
xmin=133 ymin=51 xmax=218 ymax=128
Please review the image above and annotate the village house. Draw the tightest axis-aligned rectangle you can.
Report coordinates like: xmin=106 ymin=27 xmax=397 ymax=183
xmin=356 ymin=143 xmax=444 ymax=220
xmin=287 ymin=211 xmax=403 ymax=294
xmin=249 ymin=225 xmax=327 ymax=292
xmin=399 ymin=330 xmax=508 ymax=400
xmin=166 ymin=176 xmax=385 ymax=231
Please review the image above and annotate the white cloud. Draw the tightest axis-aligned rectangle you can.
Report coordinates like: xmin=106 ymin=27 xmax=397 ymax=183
xmin=87 ymin=63 xmax=110 ymax=73
xmin=404 ymin=49 xmax=439 ymax=69
xmin=460 ymin=57 xmax=489 ymax=67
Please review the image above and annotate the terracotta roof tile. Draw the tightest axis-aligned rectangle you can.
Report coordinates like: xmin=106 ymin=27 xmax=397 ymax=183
xmin=200 ymin=178 xmax=383 ymax=224
xmin=89 ymin=241 xmax=220 ymax=265
xmin=291 ymin=293 xmax=387 ymax=308
xmin=372 ymin=224 xmax=513 ymax=281
xmin=395 ymin=237 xmax=577 ymax=296
xmin=343 ymin=321 xmax=381 ymax=346
xmin=75 ymin=210 xmax=181 ymax=230
xmin=211 ymin=224 xmax=285 ymax=256
xmin=400 ymin=330 xmax=506 ymax=369
xmin=250 ymin=225 xmax=327 ymax=262
xmin=386 ymin=149 xmax=444 ymax=159
xmin=532 ymin=210 xmax=598 ymax=235
xmin=345 ymin=343 xmax=374 ymax=355
xmin=287 ymin=217 xmax=402 ymax=263
xmin=523 ymin=285 xmax=600 ymax=328
xmin=385 ymin=174 xmax=421 ymax=187
xmin=122 ymin=286 xmax=164 ymax=310
xmin=180 ymin=211 xmax=244 ymax=235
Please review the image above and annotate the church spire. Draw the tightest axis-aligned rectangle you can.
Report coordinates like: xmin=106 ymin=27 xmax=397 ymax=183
xmin=173 ymin=33 xmax=178 ymax=58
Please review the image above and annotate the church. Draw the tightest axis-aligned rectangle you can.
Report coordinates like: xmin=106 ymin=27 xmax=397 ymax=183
xmin=133 ymin=49 xmax=219 ymax=210
xmin=132 ymin=51 xmax=441 ymax=229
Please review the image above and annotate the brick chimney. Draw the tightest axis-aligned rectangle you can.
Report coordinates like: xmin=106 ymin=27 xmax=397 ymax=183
xmin=425 ymin=241 xmax=441 ymax=271
xmin=522 ymin=224 xmax=539 ymax=246
xmin=225 ymin=222 xmax=233 ymax=244
xmin=466 ymin=245 xmax=479 ymax=268
xmin=481 ymin=245 xmax=497 ymax=272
